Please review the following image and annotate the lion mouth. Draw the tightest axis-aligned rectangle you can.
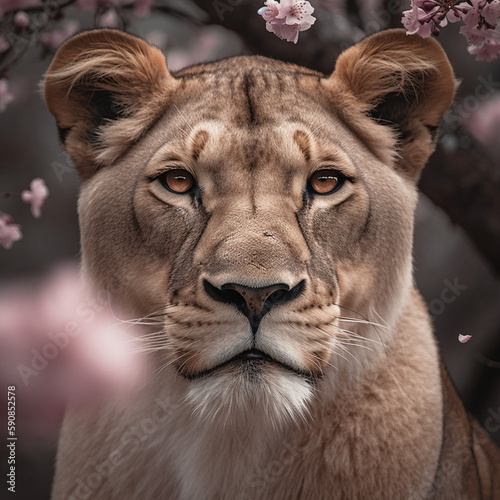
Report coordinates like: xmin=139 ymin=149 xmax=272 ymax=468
xmin=181 ymin=348 xmax=315 ymax=381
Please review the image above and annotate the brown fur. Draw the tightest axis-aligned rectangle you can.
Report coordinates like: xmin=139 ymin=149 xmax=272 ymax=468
xmin=44 ymin=28 xmax=500 ymax=499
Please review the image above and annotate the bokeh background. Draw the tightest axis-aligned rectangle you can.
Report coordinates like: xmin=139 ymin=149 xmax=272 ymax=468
xmin=1 ymin=0 xmax=499 ymax=498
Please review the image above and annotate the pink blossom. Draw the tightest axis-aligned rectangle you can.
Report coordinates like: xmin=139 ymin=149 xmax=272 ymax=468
xmin=0 ymin=35 xmax=9 ymax=53
xmin=468 ymin=38 xmax=500 ymax=59
xmin=134 ymin=0 xmax=153 ymax=18
xmin=458 ymin=334 xmax=472 ymax=343
xmin=97 ymin=8 xmax=119 ymax=28
xmin=446 ymin=4 xmax=467 ymax=23
xmin=482 ymin=0 xmax=500 ymax=24
xmin=40 ymin=20 xmax=79 ymax=50
xmin=0 ymin=212 xmax=22 ymax=249
xmin=0 ymin=265 xmax=145 ymax=435
xmin=402 ymin=4 xmax=433 ymax=37
xmin=258 ymin=0 xmax=316 ymax=44
xmin=461 ymin=24 xmax=500 ymax=47
xmin=13 ymin=11 xmax=30 ymax=27
xmin=21 ymin=178 xmax=49 ymax=218
xmin=258 ymin=0 xmax=279 ymax=20
xmin=465 ymin=93 xmax=500 ymax=145
xmin=0 ymin=78 xmax=14 ymax=113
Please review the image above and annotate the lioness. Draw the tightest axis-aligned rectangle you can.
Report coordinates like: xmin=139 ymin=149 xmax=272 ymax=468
xmin=45 ymin=28 xmax=500 ymax=499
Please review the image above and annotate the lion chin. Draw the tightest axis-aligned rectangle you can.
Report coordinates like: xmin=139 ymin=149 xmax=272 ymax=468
xmin=184 ymin=353 xmax=314 ymax=430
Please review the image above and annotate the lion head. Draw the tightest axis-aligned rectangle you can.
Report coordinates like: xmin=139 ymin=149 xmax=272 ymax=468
xmin=44 ymin=28 xmax=455 ymax=428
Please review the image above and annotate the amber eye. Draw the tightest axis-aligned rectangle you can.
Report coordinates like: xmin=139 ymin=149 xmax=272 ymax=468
xmin=308 ymin=169 xmax=345 ymax=195
xmin=160 ymin=169 xmax=195 ymax=194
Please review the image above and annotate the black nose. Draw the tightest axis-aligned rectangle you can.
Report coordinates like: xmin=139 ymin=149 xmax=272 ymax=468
xmin=203 ymin=279 xmax=305 ymax=334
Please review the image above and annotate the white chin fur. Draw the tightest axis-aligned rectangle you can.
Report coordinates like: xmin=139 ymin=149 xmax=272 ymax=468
xmin=185 ymin=365 xmax=313 ymax=431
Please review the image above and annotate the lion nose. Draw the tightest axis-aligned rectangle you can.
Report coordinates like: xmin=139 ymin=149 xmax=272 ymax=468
xmin=203 ymin=280 xmax=305 ymax=334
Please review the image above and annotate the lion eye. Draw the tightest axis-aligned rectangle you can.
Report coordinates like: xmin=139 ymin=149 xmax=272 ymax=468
xmin=309 ymin=169 xmax=345 ymax=195
xmin=160 ymin=169 xmax=195 ymax=194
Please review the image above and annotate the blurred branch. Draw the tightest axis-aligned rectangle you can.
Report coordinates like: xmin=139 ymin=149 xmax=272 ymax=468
xmin=188 ymin=0 xmax=500 ymax=276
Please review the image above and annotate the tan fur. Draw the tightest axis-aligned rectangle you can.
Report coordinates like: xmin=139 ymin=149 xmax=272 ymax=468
xmin=44 ymin=29 xmax=500 ymax=499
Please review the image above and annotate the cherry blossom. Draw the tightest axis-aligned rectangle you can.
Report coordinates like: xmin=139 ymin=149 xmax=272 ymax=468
xmin=402 ymin=0 xmax=500 ymax=61
xmin=0 ymin=78 xmax=14 ymax=113
xmin=21 ymin=178 xmax=49 ymax=218
xmin=0 ymin=265 xmax=145 ymax=434
xmin=0 ymin=212 xmax=22 ymax=249
xmin=134 ymin=0 xmax=154 ymax=18
xmin=402 ymin=4 xmax=433 ymax=37
xmin=465 ymin=93 xmax=500 ymax=146
xmin=483 ymin=0 xmax=500 ymax=23
xmin=13 ymin=11 xmax=30 ymax=27
xmin=458 ymin=334 xmax=472 ymax=343
xmin=0 ymin=36 xmax=9 ymax=53
xmin=97 ymin=9 xmax=120 ymax=28
xmin=258 ymin=0 xmax=316 ymax=44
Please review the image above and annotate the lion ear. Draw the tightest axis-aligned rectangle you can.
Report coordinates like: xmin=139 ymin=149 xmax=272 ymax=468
xmin=328 ymin=29 xmax=457 ymax=179
xmin=44 ymin=29 xmax=178 ymax=180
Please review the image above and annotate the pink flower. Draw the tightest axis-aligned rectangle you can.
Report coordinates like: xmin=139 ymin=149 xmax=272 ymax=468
xmin=0 ymin=212 xmax=22 ymax=249
xmin=446 ymin=4 xmax=466 ymax=23
xmin=458 ymin=334 xmax=472 ymax=343
xmin=40 ymin=20 xmax=79 ymax=50
xmin=134 ymin=0 xmax=154 ymax=18
xmin=258 ymin=0 xmax=316 ymax=44
xmin=481 ymin=0 xmax=500 ymax=26
xmin=402 ymin=4 xmax=433 ymax=37
xmin=0 ymin=35 xmax=9 ymax=53
xmin=21 ymin=178 xmax=49 ymax=218
xmin=97 ymin=8 xmax=119 ymax=28
xmin=13 ymin=11 xmax=30 ymax=27
xmin=465 ymin=93 xmax=500 ymax=145
xmin=0 ymin=78 xmax=14 ymax=113
xmin=402 ymin=0 xmax=500 ymax=54
xmin=468 ymin=39 xmax=500 ymax=60
xmin=258 ymin=0 xmax=280 ymax=21
xmin=0 ymin=265 xmax=145 ymax=435
xmin=461 ymin=24 xmax=500 ymax=47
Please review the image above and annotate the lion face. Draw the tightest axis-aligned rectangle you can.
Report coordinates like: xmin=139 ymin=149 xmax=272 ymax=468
xmin=45 ymin=29 xmax=455 ymax=425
